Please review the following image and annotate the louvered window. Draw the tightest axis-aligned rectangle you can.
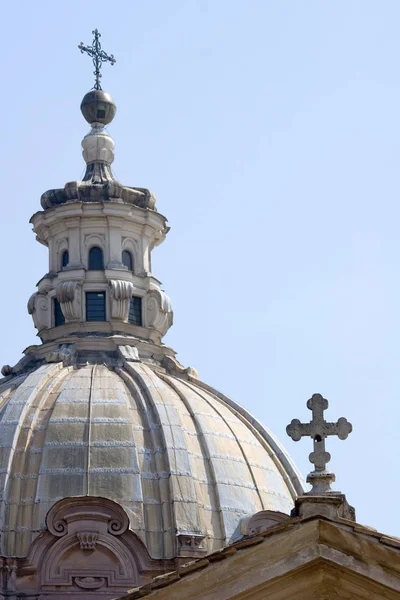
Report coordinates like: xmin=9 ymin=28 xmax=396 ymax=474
xmin=54 ymin=298 xmax=65 ymax=327
xmin=86 ymin=292 xmax=106 ymax=322
xmin=129 ymin=296 xmax=142 ymax=326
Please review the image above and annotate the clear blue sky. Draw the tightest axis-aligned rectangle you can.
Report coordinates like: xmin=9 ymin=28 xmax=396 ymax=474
xmin=1 ymin=0 xmax=399 ymax=536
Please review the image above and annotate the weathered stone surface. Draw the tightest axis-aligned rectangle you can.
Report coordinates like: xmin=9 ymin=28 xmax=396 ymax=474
xmin=287 ymin=393 xmax=352 ymax=494
xmin=117 ymin=517 xmax=400 ymax=600
xmin=0 ymin=362 xmax=303 ymax=566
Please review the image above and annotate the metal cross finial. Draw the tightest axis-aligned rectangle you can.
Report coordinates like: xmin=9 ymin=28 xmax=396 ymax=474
xmin=286 ymin=393 xmax=352 ymax=494
xmin=78 ymin=29 xmax=116 ymax=90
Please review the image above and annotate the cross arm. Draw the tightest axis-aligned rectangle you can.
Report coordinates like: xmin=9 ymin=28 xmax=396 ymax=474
xmin=323 ymin=417 xmax=352 ymax=440
xmin=286 ymin=419 xmax=312 ymax=441
xmin=99 ymin=50 xmax=116 ymax=64
xmin=78 ymin=43 xmax=95 ymax=56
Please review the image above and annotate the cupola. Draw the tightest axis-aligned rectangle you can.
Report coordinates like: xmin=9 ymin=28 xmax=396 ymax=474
xmin=28 ymin=81 xmax=173 ymax=358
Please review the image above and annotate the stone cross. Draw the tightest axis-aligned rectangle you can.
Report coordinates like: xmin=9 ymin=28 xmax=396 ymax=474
xmin=78 ymin=29 xmax=116 ymax=90
xmin=286 ymin=393 xmax=352 ymax=494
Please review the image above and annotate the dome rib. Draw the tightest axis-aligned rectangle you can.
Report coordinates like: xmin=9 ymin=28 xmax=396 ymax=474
xmin=180 ymin=379 xmax=294 ymax=516
xmin=160 ymin=375 xmax=281 ymax=543
xmin=83 ymin=365 xmax=145 ymax=544
xmin=125 ymin=363 xmax=208 ymax=555
xmin=171 ymin=376 xmax=266 ymax=513
xmin=116 ymin=364 xmax=175 ymax=559
xmin=156 ymin=372 xmax=227 ymax=547
xmin=183 ymin=377 xmax=304 ymax=500
xmin=0 ymin=363 xmax=71 ymax=556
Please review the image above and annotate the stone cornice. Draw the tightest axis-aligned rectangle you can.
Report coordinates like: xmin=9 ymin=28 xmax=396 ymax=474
xmin=31 ymin=201 xmax=168 ymax=247
xmin=117 ymin=517 xmax=400 ymax=600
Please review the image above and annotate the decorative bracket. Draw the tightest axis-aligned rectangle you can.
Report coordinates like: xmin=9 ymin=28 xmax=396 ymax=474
xmin=146 ymin=289 xmax=173 ymax=336
xmin=56 ymin=281 xmax=82 ymax=322
xmin=109 ymin=280 xmax=134 ymax=320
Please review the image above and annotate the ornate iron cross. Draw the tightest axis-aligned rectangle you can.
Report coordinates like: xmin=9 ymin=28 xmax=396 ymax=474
xmin=286 ymin=393 xmax=352 ymax=494
xmin=78 ymin=29 xmax=116 ymax=90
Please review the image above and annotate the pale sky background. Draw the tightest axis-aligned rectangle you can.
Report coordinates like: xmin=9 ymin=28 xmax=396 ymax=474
xmin=0 ymin=0 xmax=399 ymax=536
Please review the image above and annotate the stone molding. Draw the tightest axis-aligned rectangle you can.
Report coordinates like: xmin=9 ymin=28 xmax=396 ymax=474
xmin=46 ymin=496 xmax=130 ymax=538
xmin=84 ymin=232 xmax=106 ymax=248
xmin=121 ymin=236 xmax=139 ymax=272
xmin=294 ymin=492 xmax=356 ymax=521
xmin=116 ymin=518 xmax=400 ymax=600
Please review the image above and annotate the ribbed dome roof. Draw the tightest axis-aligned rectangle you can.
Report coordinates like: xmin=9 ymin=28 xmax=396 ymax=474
xmin=0 ymin=361 xmax=302 ymax=559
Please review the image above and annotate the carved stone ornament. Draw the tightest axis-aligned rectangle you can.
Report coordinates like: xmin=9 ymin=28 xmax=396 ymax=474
xmin=146 ymin=289 xmax=173 ymax=336
xmin=56 ymin=281 xmax=82 ymax=322
xmin=239 ymin=510 xmax=290 ymax=537
xmin=25 ymin=496 xmax=149 ymax=595
xmin=28 ymin=292 xmax=49 ymax=331
xmin=23 ymin=496 xmax=170 ymax=597
xmin=76 ymin=531 xmax=99 ymax=551
xmin=109 ymin=279 xmax=134 ymax=320
xmin=46 ymin=343 xmax=76 ymax=366
xmin=1 ymin=351 xmax=36 ymax=377
xmin=84 ymin=232 xmax=105 ymax=248
xmin=46 ymin=497 xmax=129 ymax=539
xmin=0 ymin=558 xmax=18 ymax=594
xmin=75 ymin=576 xmax=106 ymax=589
xmin=117 ymin=345 xmax=140 ymax=362
xmin=286 ymin=393 xmax=352 ymax=495
xmin=82 ymin=124 xmax=115 ymax=164
xmin=176 ymin=532 xmax=206 ymax=557
xmin=162 ymin=355 xmax=198 ymax=379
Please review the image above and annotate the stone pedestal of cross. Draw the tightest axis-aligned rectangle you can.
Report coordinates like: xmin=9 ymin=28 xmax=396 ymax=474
xmin=286 ymin=393 xmax=352 ymax=495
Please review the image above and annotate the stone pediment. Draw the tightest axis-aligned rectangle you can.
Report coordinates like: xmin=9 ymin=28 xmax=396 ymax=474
xmin=20 ymin=496 xmax=170 ymax=599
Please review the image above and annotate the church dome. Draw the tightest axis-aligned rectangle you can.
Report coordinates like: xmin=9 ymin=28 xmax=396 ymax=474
xmin=0 ymin=358 xmax=302 ymax=559
xmin=0 ymin=31 xmax=304 ymax=597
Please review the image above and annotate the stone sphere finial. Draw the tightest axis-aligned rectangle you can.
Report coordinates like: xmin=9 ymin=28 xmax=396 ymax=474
xmin=80 ymin=90 xmax=117 ymax=125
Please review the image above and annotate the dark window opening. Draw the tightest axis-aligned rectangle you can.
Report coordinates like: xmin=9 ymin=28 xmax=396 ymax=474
xmin=86 ymin=292 xmax=106 ymax=322
xmin=61 ymin=250 xmax=69 ymax=268
xmin=122 ymin=250 xmax=134 ymax=271
xmin=54 ymin=298 xmax=65 ymax=327
xmin=88 ymin=246 xmax=104 ymax=270
xmin=97 ymin=109 xmax=106 ymax=119
xmin=129 ymin=296 xmax=142 ymax=326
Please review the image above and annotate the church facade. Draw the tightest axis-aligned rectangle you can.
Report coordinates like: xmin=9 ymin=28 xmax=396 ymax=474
xmin=0 ymin=33 xmax=399 ymax=600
